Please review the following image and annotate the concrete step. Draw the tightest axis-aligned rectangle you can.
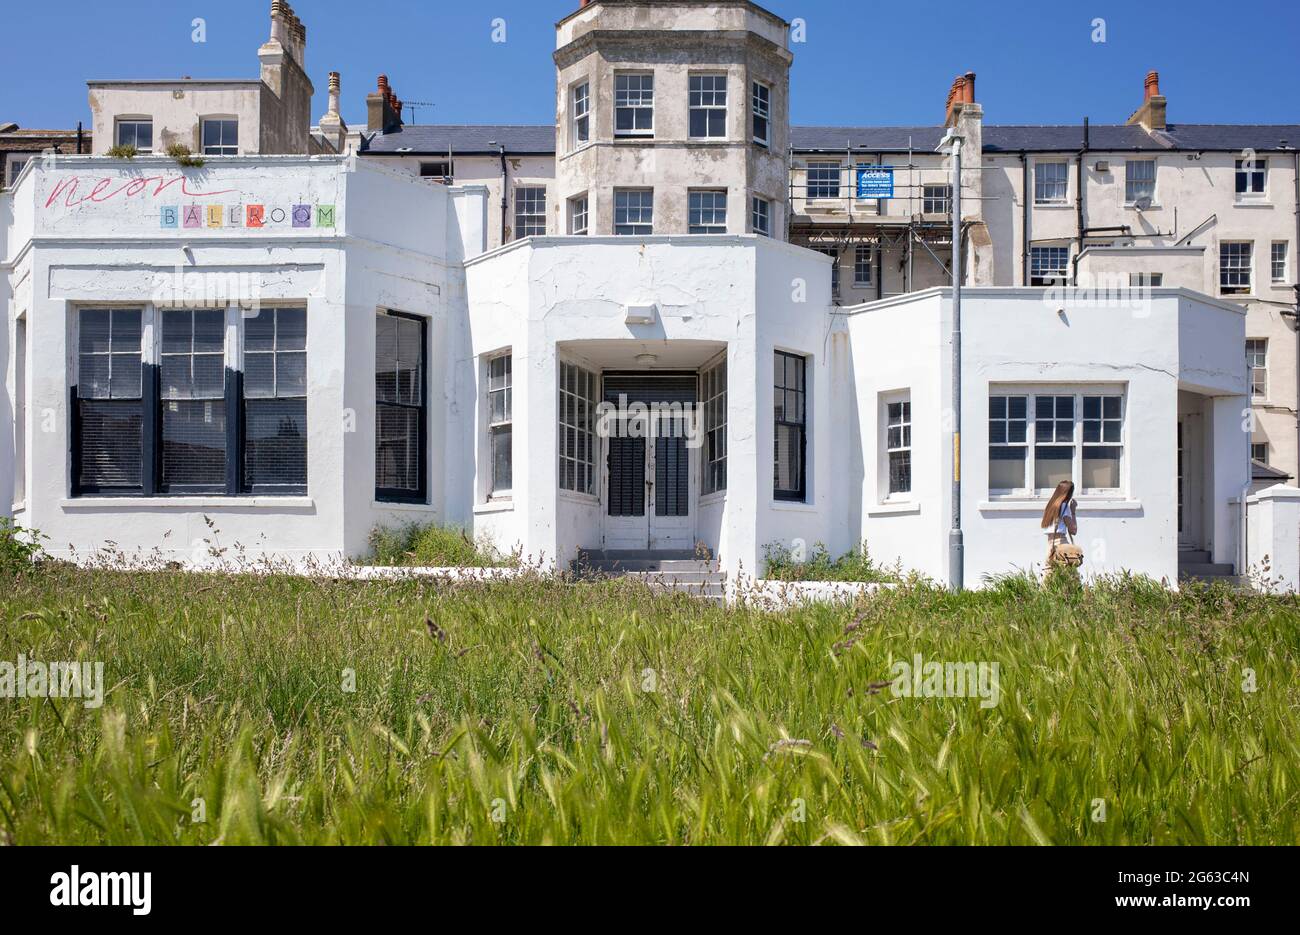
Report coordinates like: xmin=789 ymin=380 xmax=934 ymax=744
xmin=624 ymin=570 xmax=723 ymax=584
xmin=579 ymin=559 xmax=718 ymax=574
xmin=1177 ymin=562 xmax=1236 ymax=577
xmin=577 ymin=548 xmax=712 ymax=563
xmin=1178 ymin=549 xmax=1212 ymax=564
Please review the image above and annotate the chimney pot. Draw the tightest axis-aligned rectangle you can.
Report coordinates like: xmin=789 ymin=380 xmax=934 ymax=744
xmin=1144 ymin=70 xmax=1160 ymax=100
xmin=963 ymin=71 xmax=976 ymax=104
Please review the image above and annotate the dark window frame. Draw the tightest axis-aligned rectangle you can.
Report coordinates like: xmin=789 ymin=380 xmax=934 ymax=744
xmin=375 ymin=310 xmax=429 ymax=504
xmin=773 ymin=350 xmax=807 ymax=502
xmin=242 ymin=307 xmax=308 ymax=496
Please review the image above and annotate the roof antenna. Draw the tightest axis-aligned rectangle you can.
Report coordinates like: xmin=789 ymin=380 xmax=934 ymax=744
xmin=402 ymin=100 xmax=434 ymax=124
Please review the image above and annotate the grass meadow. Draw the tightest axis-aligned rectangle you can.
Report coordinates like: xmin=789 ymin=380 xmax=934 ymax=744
xmin=0 ymin=561 xmax=1297 ymax=845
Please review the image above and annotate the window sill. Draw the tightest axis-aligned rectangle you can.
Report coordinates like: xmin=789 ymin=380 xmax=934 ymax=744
xmin=978 ymin=498 xmax=1142 ymax=513
xmin=558 ymin=490 xmax=599 ymax=506
xmin=867 ymin=500 xmax=920 ymax=517
xmin=699 ymin=491 xmax=726 ymax=507
xmin=770 ymin=499 xmax=815 ymax=513
xmin=61 ymin=496 xmax=315 ymax=510
xmin=1033 ymin=202 xmax=1072 ymax=209
xmin=474 ymin=499 xmax=514 ymax=515
xmin=372 ymin=500 xmax=435 ymax=513
xmin=1233 ymin=200 xmax=1272 ymax=208
xmin=1123 ymin=202 xmax=1161 ymax=210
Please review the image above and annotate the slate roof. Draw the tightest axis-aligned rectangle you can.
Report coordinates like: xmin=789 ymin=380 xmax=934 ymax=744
xmin=360 ymin=123 xmax=1300 ymax=156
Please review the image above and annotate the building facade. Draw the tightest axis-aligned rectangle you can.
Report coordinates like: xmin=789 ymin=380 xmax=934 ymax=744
xmin=2 ymin=0 xmax=1295 ymax=589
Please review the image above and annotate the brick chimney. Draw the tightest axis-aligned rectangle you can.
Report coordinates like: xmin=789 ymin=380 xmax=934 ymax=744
xmin=1126 ymin=69 xmax=1167 ymax=132
xmin=367 ymin=74 xmax=403 ymax=133
xmin=944 ymin=71 xmax=976 ymax=128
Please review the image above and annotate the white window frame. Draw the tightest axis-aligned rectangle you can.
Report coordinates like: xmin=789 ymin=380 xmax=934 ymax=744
xmin=688 ymin=189 xmax=727 ymax=234
xmin=751 ymin=81 xmax=771 ymax=146
xmin=514 ymin=186 xmax=546 ymax=239
xmin=614 ymin=73 xmax=654 ymax=138
xmin=114 ymin=118 xmax=153 ymax=153
xmin=1235 ymin=157 xmax=1267 ymax=199
xmin=688 ymin=74 xmax=728 ymax=140
xmin=1220 ymin=241 xmax=1253 ymax=295
xmin=571 ymin=81 xmax=591 ymax=148
xmin=5 ymin=154 xmax=33 ymax=188
xmin=614 ymin=188 xmax=653 ymax=236
xmin=1030 ymin=245 xmax=1070 ymax=285
xmin=1251 ymin=441 xmax=1269 ymax=464
xmin=558 ymin=360 xmax=597 ymax=497
xmin=853 ymin=243 xmax=874 ymax=286
xmin=1124 ymin=159 xmax=1156 ymax=204
xmin=1129 ymin=272 xmax=1163 ymax=287
xmin=701 ymin=353 xmax=727 ymax=496
xmin=987 ymin=385 xmax=1127 ymax=498
xmin=806 ymin=161 xmax=841 ymax=200
xmin=487 ymin=352 xmax=513 ymax=498
xmin=751 ymin=195 xmax=771 ymax=236
xmin=1034 ymin=160 xmax=1069 ymax=205
xmin=881 ymin=391 xmax=911 ymax=501
xmin=567 ymin=193 xmax=589 ymax=235
xmin=1246 ymin=338 xmax=1268 ymax=399
xmin=922 ymin=183 xmax=952 ymax=215
xmin=200 ymin=117 xmax=238 ymax=156
xmin=1271 ymin=241 xmax=1288 ymax=283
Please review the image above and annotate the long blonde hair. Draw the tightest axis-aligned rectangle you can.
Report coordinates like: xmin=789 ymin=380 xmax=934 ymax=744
xmin=1041 ymin=480 xmax=1075 ymax=528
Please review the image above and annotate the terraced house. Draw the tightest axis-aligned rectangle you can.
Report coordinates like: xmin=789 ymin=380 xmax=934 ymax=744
xmin=2 ymin=0 xmax=1297 ymax=590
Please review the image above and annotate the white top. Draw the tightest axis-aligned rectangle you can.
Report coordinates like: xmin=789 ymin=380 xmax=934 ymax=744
xmin=1054 ymin=501 xmax=1073 ymax=536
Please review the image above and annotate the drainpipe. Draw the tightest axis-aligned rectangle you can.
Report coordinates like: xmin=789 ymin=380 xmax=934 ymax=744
xmin=76 ymin=121 xmax=84 ymax=155
xmin=1020 ymin=151 xmax=1029 ymax=285
xmin=490 ymin=141 xmax=508 ymax=245
xmin=1072 ymin=118 xmax=1089 ymax=285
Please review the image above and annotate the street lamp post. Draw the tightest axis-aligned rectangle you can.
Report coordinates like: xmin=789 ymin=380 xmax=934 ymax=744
xmin=939 ymin=129 xmax=964 ymax=591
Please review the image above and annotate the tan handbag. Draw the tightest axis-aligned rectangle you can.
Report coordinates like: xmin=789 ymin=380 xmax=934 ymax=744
xmin=1051 ymin=530 xmax=1084 ymax=567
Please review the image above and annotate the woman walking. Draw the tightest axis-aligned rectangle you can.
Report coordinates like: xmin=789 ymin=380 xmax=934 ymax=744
xmin=1041 ymin=480 xmax=1077 ymax=567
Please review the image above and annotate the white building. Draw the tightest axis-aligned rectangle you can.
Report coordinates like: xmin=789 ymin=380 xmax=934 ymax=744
xmin=2 ymin=0 xmax=1296 ymax=590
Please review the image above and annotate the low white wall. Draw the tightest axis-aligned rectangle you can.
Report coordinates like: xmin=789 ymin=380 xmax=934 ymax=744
xmin=1246 ymin=484 xmax=1300 ymax=592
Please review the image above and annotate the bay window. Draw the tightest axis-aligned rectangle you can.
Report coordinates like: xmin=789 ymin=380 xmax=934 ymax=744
xmin=701 ymin=356 xmax=727 ymax=495
xmin=559 ymin=361 xmax=596 ymax=495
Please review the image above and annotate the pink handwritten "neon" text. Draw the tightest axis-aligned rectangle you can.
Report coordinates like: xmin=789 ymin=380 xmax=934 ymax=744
xmin=44 ymin=174 xmax=239 ymax=210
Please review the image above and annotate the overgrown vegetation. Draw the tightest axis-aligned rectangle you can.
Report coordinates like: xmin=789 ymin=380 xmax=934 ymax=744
xmin=0 ymin=517 xmax=44 ymax=577
xmin=0 ymin=558 xmax=1295 ymax=845
xmin=105 ymin=143 xmax=137 ymax=159
xmin=366 ymin=522 xmax=518 ymax=568
xmin=165 ymin=143 xmax=206 ymax=168
xmin=762 ymin=540 xmax=897 ymax=582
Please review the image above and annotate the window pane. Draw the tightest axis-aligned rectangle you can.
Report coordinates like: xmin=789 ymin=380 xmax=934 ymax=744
xmin=244 ymin=397 xmax=306 ymax=488
xmin=774 ymin=424 xmax=803 ymax=493
xmin=245 ymin=352 xmax=275 ymax=398
xmin=1034 ymin=445 xmax=1073 ymax=489
xmin=1083 ymin=447 xmax=1121 ymax=488
xmin=492 ymin=427 xmax=513 ymax=491
xmin=80 ymin=309 xmax=112 ymax=353
xmin=193 ymin=310 xmax=225 ymax=352
xmin=376 ymin=404 xmax=420 ymax=491
xmin=988 ymin=447 xmax=1026 ymax=489
xmin=245 ymin=310 xmax=276 ymax=351
xmin=162 ymin=399 xmax=226 ymax=487
xmin=78 ymin=399 xmax=143 ymax=488
xmin=277 ymin=308 xmax=306 ymax=350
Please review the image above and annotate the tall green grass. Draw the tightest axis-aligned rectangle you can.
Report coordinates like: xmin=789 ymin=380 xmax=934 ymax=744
xmin=0 ymin=562 xmax=1296 ymax=844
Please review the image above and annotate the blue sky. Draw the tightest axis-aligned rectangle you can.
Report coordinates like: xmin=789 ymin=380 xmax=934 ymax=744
xmin=3 ymin=0 xmax=1298 ymax=131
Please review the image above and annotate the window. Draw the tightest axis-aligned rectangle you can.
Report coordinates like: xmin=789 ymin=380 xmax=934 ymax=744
xmin=1129 ymin=272 xmax=1163 ymax=287
xmin=854 ymin=244 xmax=874 ymax=286
xmin=1124 ymin=159 xmax=1155 ymax=203
xmin=688 ymin=74 xmax=727 ymax=139
xmin=568 ymin=193 xmax=589 ymax=235
xmin=1030 ymin=245 xmax=1069 ymax=285
xmin=514 ymin=186 xmax=546 ymax=239
xmin=814 ymin=246 xmax=840 ymax=297
xmin=1235 ymin=157 xmax=1266 ymax=196
xmin=988 ymin=389 xmax=1124 ymax=494
xmin=615 ymin=74 xmax=654 ymax=136
xmin=689 ymin=190 xmax=727 ymax=234
xmin=1220 ymin=241 xmax=1253 ymax=295
xmin=1034 ymin=161 xmax=1068 ymax=204
xmin=752 ymin=81 xmax=771 ymax=146
xmin=751 ymin=195 xmax=771 ymax=236
xmin=6 ymin=154 xmax=31 ymax=187
xmin=1246 ymin=339 xmax=1268 ymax=398
xmin=614 ymin=189 xmax=653 ymax=235
xmin=572 ymin=82 xmax=590 ymax=146
xmin=1251 ymin=442 xmax=1269 ymax=463
xmin=160 ymin=309 xmax=227 ymax=491
xmin=201 ymin=119 xmax=238 ymax=156
xmin=1271 ymin=242 xmax=1288 ymax=282
xmin=701 ymin=357 xmax=727 ymax=495
xmin=115 ymin=119 xmax=152 ymax=153
xmin=923 ymin=184 xmax=952 ymax=214
xmin=488 ymin=354 xmax=512 ymax=496
xmin=375 ymin=312 xmax=426 ymax=501
xmin=243 ymin=308 xmax=307 ymax=492
xmin=419 ymin=161 xmax=453 ymax=183
xmin=807 ymin=162 xmax=841 ymax=200
xmin=774 ymin=351 xmax=806 ymax=501
xmin=558 ymin=361 xmax=596 ymax=495
xmin=885 ymin=397 xmax=911 ymax=496
xmin=75 ymin=308 xmax=143 ymax=492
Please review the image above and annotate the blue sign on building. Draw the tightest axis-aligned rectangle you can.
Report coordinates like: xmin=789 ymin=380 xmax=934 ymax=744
xmin=856 ymin=166 xmax=894 ymax=199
